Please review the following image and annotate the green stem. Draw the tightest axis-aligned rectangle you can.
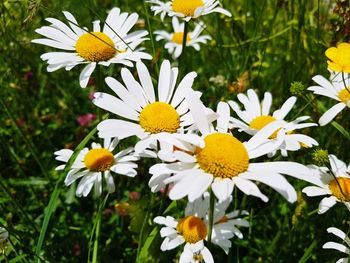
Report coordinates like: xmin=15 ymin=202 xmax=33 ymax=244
xmin=207 ymin=188 xmax=215 ymax=244
xmin=178 ymin=21 xmax=189 ymax=74
xmin=136 ymin=194 xmax=154 ymax=261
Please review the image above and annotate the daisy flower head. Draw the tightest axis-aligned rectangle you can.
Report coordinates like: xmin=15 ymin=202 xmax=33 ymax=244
xmin=154 ymin=17 xmax=211 ymax=58
xmin=149 ymin=93 xmax=320 ymax=203
xmin=323 ymin=227 xmax=350 ymax=263
xmin=154 ymin=193 xmax=248 ymax=262
xmin=148 ymin=0 xmax=232 ymax=21
xmin=302 ymin=154 xmax=350 ymax=214
xmin=32 ymin=8 xmax=152 ymax=88
xmin=93 ymin=60 xmax=209 ymax=158
xmin=228 ymin=89 xmax=318 ymax=157
xmin=308 ymin=73 xmax=350 ymax=126
xmin=325 ymin=42 xmax=350 ymax=73
xmin=54 ymin=137 xmax=139 ymax=197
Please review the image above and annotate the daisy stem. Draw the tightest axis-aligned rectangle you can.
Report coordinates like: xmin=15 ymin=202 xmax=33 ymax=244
xmin=207 ymin=188 xmax=215 ymax=244
xmin=178 ymin=21 xmax=189 ymax=71
xmin=341 ymin=72 xmax=350 ymax=94
xmin=91 ymin=194 xmax=109 ymax=263
xmin=143 ymin=1 xmax=159 ymax=74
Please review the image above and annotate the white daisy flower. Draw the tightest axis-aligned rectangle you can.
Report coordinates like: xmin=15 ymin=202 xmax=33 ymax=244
xmin=308 ymin=73 xmax=350 ymax=126
xmin=148 ymin=0 xmax=231 ymax=21
xmin=32 ymin=7 xmax=152 ymax=88
xmin=154 ymin=17 xmax=211 ymax=58
xmin=323 ymin=227 xmax=350 ymax=263
xmin=154 ymin=193 xmax=248 ymax=262
xmin=229 ymin=89 xmax=318 ymax=157
xmin=149 ymin=94 xmax=321 ymax=202
xmin=93 ymin=60 xmax=212 ymax=158
xmin=54 ymin=138 xmax=138 ymax=197
xmin=302 ymin=154 xmax=350 ymax=214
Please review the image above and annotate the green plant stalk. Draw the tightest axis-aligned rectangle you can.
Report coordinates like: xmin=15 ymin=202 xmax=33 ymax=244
xmin=143 ymin=1 xmax=159 ymax=74
xmin=178 ymin=20 xmax=189 ymax=75
xmin=136 ymin=194 xmax=154 ymax=260
xmin=207 ymin=188 xmax=215 ymax=244
xmin=91 ymin=194 xmax=109 ymax=263
xmin=35 ymin=126 xmax=98 ymax=262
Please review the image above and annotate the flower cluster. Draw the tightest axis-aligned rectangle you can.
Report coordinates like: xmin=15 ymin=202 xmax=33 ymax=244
xmin=31 ymin=3 xmax=350 ymax=262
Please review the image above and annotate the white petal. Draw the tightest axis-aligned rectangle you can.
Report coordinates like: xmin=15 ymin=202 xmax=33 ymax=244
xmin=319 ymin=103 xmax=346 ymax=126
xmin=211 ymin=178 xmax=234 ymax=201
xmin=79 ymin=63 xmax=96 ymax=88
xmin=318 ymin=196 xmax=337 ymax=214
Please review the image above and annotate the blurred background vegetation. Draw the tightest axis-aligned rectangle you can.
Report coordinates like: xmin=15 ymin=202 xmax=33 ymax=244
xmin=0 ymin=0 xmax=349 ymax=262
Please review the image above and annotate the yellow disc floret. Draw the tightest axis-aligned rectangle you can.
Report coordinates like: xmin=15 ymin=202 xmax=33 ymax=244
xmin=172 ymin=0 xmax=204 ymax=17
xmin=176 ymin=216 xmax=207 ymax=243
xmin=196 ymin=133 xmax=249 ymax=179
xmin=84 ymin=148 xmax=115 ymax=172
xmin=249 ymin=115 xmax=278 ymax=139
xmin=76 ymin=32 xmax=116 ymax=62
xmin=325 ymin=43 xmax=350 ymax=73
xmin=139 ymin=102 xmax=180 ymax=134
xmin=338 ymin=88 xmax=350 ymax=103
xmin=328 ymin=177 xmax=350 ymax=202
xmin=171 ymin=32 xmax=191 ymax=45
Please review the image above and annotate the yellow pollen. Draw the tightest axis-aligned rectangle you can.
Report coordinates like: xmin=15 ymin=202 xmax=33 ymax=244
xmin=139 ymin=102 xmax=180 ymax=134
xmin=172 ymin=0 xmax=204 ymax=17
xmin=196 ymin=133 xmax=249 ymax=179
xmin=338 ymin=88 xmax=350 ymax=103
xmin=76 ymin=32 xmax=116 ymax=62
xmin=171 ymin=32 xmax=191 ymax=45
xmin=84 ymin=148 xmax=114 ymax=172
xmin=328 ymin=177 xmax=350 ymax=202
xmin=176 ymin=216 xmax=207 ymax=243
xmin=249 ymin=115 xmax=278 ymax=139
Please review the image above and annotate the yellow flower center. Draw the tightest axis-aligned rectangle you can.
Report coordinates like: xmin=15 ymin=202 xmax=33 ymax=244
xmin=176 ymin=216 xmax=207 ymax=243
xmin=172 ymin=0 xmax=204 ymax=17
xmin=338 ymin=88 xmax=350 ymax=103
xmin=139 ymin=102 xmax=180 ymax=134
xmin=249 ymin=115 xmax=278 ymax=139
xmin=171 ymin=32 xmax=191 ymax=45
xmin=84 ymin=148 xmax=114 ymax=172
xmin=76 ymin=32 xmax=116 ymax=62
xmin=325 ymin=43 xmax=350 ymax=73
xmin=196 ymin=133 xmax=249 ymax=179
xmin=328 ymin=177 xmax=350 ymax=202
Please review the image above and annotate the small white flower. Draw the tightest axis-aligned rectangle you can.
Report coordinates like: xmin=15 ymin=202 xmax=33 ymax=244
xmin=302 ymin=154 xmax=350 ymax=214
xmin=154 ymin=17 xmax=211 ymax=58
xmin=154 ymin=193 xmax=248 ymax=262
xmin=55 ymin=138 xmax=138 ymax=197
xmin=323 ymin=227 xmax=350 ymax=263
xmin=149 ymin=94 xmax=320 ymax=202
xmin=229 ymin=89 xmax=318 ymax=157
xmin=93 ymin=60 xmax=214 ymax=157
xmin=308 ymin=73 xmax=350 ymax=126
xmin=32 ymin=7 xmax=152 ymax=88
xmin=148 ymin=0 xmax=231 ymax=21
